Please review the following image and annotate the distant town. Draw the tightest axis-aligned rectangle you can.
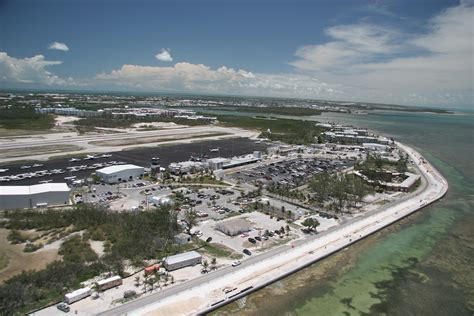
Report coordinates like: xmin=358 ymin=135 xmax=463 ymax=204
xmin=0 ymin=92 xmax=447 ymax=315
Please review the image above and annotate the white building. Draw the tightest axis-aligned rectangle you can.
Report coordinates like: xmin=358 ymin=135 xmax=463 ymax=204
xmin=96 ymin=164 xmax=144 ymax=184
xmin=207 ymin=151 xmax=262 ymax=170
xmin=0 ymin=183 xmax=70 ymax=210
xmin=163 ymin=251 xmax=202 ymax=271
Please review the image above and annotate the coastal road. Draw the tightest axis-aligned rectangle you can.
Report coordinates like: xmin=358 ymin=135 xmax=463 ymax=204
xmin=98 ymin=143 xmax=447 ymax=316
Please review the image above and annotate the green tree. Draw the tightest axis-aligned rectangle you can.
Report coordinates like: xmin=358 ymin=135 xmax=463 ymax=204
xmin=183 ymin=209 xmax=198 ymax=235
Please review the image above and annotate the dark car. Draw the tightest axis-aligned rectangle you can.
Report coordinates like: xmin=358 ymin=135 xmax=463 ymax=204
xmin=248 ymin=237 xmax=256 ymax=244
xmin=254 ymin=236 xmax=262 ymax=241
xmin=56 ymin=302 xmax=70 ymax=313
xmin=243 ymin=249 xmax=252 ymax=256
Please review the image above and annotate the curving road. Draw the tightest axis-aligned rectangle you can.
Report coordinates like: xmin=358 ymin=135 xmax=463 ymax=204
xmin=97 ymin=141 xmax=448 ymax=316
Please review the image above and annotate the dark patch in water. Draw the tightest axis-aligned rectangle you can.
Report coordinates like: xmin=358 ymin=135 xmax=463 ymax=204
xmin=367 ymin=257 xmax=472 ymax=316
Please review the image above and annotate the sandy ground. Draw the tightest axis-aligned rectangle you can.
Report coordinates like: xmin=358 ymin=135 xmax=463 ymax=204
xmin=0 ymin=229 xmax=60 ymax=283
xmin=89 ymin=240 xmax=105 ymax=257
xmin=99 ymin=141 xmax=448 ymax=316
xmin=132 ymin=122 xmax=186 ymax=130
xmin=55 ymin=115 xmax=80 ymax=125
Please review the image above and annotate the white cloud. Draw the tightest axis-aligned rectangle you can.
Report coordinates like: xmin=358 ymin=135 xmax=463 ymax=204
xmin=0 ymin=52 xmax=76 ymax=86
xmin=289 ymin=1 xmax=474 ymax=106
xmin=48 ymin=41 xmax=70 ymax=51
xmin=155 ymin=49 xmax=173 ymax=62
xmin=96 ymin=62 xmax=341 ymax=98
xmin=95 ymin=0 xmax=473 ymax=108
xmin=290 ymin=24 xmax=401 ymax=72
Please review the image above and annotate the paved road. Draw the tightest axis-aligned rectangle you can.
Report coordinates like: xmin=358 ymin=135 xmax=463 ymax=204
xmin=99 ymin=143 xmax=441 ymax=316
xmin=101 ymin=141 xmax=447 ymax=315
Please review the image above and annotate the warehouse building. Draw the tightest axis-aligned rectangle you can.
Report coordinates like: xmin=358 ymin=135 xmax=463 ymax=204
xmin=163 ymin=250 xmax=202 ymax=271
xmin=96 ymin=164 xmax=144 ymax=184
xmin=0 ymin=183 xmax=70 ymax=210
xmin=216 ymin=218 xmax=252 ymax=236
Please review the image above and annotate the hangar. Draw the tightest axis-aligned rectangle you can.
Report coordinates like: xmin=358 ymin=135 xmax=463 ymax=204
xmin=0 ymin=183 xmax=70 ymax=210
xmin=96 ymin=164 xmax=144 ymax=184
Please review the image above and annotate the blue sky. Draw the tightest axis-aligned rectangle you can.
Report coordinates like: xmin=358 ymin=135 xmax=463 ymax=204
xmin=1 ymin=0 xmax=472 ymax=108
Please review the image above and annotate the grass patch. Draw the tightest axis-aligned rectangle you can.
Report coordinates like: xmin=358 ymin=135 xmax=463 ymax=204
xmin=0 ymin=106 xmax=54 ymax=131
xmin=200 ymin=243 xmax=243 ymax=259
xmin=0 ymin=251 xmax=9 ymax=271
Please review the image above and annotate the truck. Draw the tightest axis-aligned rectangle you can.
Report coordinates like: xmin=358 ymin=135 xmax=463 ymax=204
xmin=96 ymin=275 xmax=122 ymax=291
xmin=64 ymin=287 xmax=92 ymax=304
xmin=144 ymin=264 xmax=161 ymax=276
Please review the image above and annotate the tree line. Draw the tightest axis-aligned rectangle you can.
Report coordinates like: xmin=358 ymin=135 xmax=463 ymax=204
xmin=0 ymin=204 xmax=183 ymax=314
xmin=309 ymin=172 xmax=373 ymax=213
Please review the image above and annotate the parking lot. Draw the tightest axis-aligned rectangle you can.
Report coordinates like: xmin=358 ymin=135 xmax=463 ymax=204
xmin=196 ymin=211 xmax=305 ymax=254
xmin=229 ymin=157 xmax=354 ymax=187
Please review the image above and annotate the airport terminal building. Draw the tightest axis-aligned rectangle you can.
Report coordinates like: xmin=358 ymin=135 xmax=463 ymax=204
xmin=96 ymin=164 xmax=144 ymax=184
xmin=0 ymin=183 xmax=70 ymax=210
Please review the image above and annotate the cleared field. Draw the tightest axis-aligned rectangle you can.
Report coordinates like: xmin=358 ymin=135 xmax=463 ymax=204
xmin=88 ymin=132 xmax=230 ymax=146
xmin=0 ymin=229 xmax=60 ymax=283
xmin=1 ymin=144 xmax=83 ymax=159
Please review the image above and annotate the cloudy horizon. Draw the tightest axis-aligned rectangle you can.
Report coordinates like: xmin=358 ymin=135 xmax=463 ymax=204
xmin=1 ymin=0 xmax=472 ymax=109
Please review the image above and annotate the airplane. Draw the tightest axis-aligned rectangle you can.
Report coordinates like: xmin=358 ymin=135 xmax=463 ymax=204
xmin=100 ymin=153 xmax=112 ymax=158
xmin=32 ymin=163 xmax=44 ymax=167
xmin=69 ymin=158 xmax=81 ymax=162
xmin=83 ymin=155 xmax=97 ymax=160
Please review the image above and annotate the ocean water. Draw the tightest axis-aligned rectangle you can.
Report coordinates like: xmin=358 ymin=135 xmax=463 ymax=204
xmin=212 ymin=110 xmax=474 ymax=316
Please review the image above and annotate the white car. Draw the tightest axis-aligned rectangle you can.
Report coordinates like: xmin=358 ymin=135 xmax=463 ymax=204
xmin=231 ymin=261 xmax=241 ymax=267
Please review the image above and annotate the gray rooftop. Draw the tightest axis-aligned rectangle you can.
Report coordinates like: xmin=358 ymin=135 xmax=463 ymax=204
xmin=164 ymin=250 xmax=201 ymax=265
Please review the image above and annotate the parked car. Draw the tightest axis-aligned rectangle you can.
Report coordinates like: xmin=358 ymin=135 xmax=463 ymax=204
xmin=123 ymin=290 xmax=136 ymax=299
xmin=56 ymin=302 xmax=70 ymax=313
xmin=243 ymin=249 xmax=252 ymax=256
xmin=254 ymin=236 xmax=262 ymax=241
xmin=231 ymin=260 xmax=241 ymax=267
xmin=248 ymin=238 xmax=256 ymax=244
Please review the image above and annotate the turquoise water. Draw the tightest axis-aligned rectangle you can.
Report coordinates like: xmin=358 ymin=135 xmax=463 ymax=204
xmin=212 ymin=110 xmax=474 ymax=315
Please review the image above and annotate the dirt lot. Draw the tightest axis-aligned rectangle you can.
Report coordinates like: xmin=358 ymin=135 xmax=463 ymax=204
xmin=0 ymin=229 xmax=60 ymax=283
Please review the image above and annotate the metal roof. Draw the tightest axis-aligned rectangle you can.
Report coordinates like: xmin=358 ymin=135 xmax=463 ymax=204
xmin=96 ymin=164 xmax=143 ymax=175
xmin=164 ymin=250 xmax=201 ymax=265
xmin=0 ymin=183 xmax=69 ymax=196
xmin=96 ymin=275 xmax=121 ymax=286
xmin=65 ymin=287 xmax=91 ymax=298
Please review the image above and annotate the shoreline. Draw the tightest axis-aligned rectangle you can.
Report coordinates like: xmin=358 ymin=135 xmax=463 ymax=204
xmin=97 ymin=141 xmax=448 ymax=316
